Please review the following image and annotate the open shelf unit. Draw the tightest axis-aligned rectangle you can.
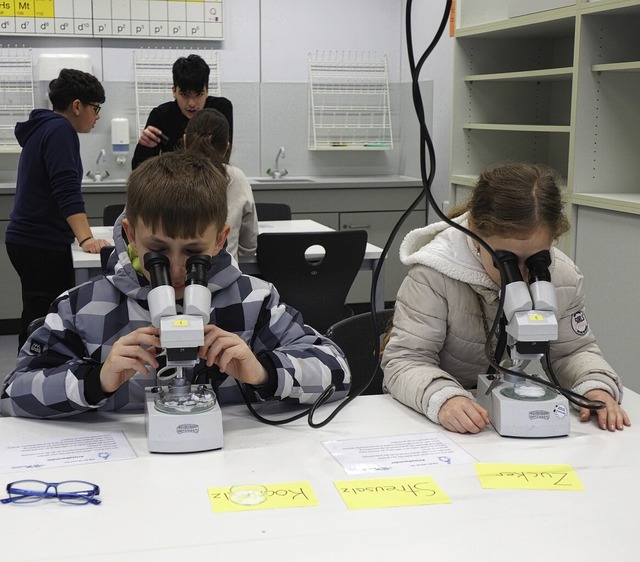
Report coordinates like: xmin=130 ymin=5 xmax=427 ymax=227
xmin=0 ymin=45 xmax=34 ymax=153
xmin=133 ymin=48 xmax=221 ymax=136
xmin=450 ymin=0 xmax=640 ymax=385
xmin=572 ymin=1 xmax=640 ymax=214
xmin=450 ymin=0 xmax=640 ymax=216
xmin=450 ymin=6 xmax=575 ymax=209
xmin=308 ymin=51 xmax=393 ymax=151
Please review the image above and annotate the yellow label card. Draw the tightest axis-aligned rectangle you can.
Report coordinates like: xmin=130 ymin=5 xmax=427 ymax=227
xmin=474 ymin=463 xmax=584 ymax=491
xmin=334 ymin=475 xmax=451 ymax=510
xmin=207 ymin=481 xmax=319 ymax=512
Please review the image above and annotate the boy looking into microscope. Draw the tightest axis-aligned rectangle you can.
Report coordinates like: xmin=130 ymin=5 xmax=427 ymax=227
xmin=1 ymin=151 xmax=350 ymax=418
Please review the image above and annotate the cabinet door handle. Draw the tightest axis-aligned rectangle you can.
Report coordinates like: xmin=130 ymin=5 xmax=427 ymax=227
xmin=342 ymin=224 xmax=371 ymax=230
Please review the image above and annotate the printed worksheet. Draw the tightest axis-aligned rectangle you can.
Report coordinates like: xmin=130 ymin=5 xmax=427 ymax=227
xmin=0 ymin=431 xmax=136 ymax=473
xmin=324 ymin=432 xmax=475 ymax=475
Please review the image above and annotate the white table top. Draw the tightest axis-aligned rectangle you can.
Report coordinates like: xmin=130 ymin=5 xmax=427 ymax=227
xmin=1 ymin=393 xmax=640 ymax=561
xmin=72 ymin=220 xmax=383 ymax=269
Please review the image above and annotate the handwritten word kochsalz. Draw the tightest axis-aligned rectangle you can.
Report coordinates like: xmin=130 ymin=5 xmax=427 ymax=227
xmin=211 ymin=487 xmax=311 ymax=501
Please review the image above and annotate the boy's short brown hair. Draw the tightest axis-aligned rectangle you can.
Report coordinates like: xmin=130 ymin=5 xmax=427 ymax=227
xmin=126 ymin=151 xmax=228 ymax=239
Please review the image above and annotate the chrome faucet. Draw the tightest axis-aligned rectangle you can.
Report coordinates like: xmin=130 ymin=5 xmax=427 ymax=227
xmin=266 ymin=146 xmax=288 ymax=179
xmin=86 ymin=148 xmax=110 ymax=182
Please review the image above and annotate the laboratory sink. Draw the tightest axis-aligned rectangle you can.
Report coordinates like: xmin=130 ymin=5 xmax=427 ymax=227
xmin=251 ymin=177 xmax=315 ymax=183
xmin=81 ymin=178 xmax=127 ymax=186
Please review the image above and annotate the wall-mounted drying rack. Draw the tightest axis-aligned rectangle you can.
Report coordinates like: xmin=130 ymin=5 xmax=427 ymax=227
xmin=0 ymin=45 xmax=34 ymax=153
xmin=308 ymin=50 xmax=392 ymax=151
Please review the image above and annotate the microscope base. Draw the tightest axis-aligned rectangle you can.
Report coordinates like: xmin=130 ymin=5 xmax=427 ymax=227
xmin=477 ymin=374 xmax=570 ymax=438
xmin=145 ymin=387 xmax=224 ymax=453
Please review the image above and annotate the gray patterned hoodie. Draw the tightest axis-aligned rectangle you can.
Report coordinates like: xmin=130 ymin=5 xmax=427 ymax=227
xmin=1 ymin=214 xmax=350 ymax=418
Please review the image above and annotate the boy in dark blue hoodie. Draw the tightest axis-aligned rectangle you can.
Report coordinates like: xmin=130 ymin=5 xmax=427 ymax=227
xmin=6 ymin=68 xmax=111 ymax=350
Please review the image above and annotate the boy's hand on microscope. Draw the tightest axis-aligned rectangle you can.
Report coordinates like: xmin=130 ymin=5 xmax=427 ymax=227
xmin=100 ymin=327 xmax=161 ymax=393
xmin=199 ymin=325 xmax=268 ymax=386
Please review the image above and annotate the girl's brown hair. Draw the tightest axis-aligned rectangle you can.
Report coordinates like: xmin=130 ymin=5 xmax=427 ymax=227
xmin=184 ymin=108 xmax=231 ymax=169
xmin=452 ymin=163 xmax=570 ymax=240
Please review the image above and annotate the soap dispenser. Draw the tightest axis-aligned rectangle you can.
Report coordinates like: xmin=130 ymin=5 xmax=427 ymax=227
xmin=111 ymin=118 xmax=130 ymax=165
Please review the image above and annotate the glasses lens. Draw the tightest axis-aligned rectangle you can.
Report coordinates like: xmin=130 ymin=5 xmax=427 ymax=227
xmin=8 ymin=480 xmax=48 ymax=503
xmin=87 ymin=103 xmax=100 ymax=115
xmin=57 ymin=481 xmax=97 ymax=505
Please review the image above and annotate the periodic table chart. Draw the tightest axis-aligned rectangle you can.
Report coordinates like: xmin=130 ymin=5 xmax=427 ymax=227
xmin=0 ymin=0 xmax=223 ymax=40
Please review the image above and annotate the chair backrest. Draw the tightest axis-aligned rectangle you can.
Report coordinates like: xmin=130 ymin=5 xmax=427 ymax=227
xmin=100 ymin=245 xmax=115 ymax=273
xmin=326 ymin=309 xmax=394 ymax=396
xmin=255 ymin=202 xmax=292 ymax=221
xmin=27 ymin=316 xmax=46 ymax=336
xmin=103 ymin=204 xmax=125 ymax=226
xmin=256 ymin=230 xmax=367 ymax=333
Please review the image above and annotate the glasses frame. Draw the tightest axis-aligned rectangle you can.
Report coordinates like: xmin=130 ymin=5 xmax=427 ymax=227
xmin=85 ymin=102 xmax=101 ymax=115
xmin=1 ymin=479 xmax=101 ymax=505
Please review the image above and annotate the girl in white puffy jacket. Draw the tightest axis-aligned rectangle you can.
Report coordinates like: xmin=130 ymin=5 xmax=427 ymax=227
xmin=382 ymin=163 xmax=630 ymax=434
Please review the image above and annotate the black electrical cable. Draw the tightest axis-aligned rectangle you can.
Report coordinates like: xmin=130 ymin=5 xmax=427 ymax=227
xmin=237 ymin=0 xmax=482 ymax=427
xmin=404 ymin=2 xmax=604 ymax=412
xmin=304 ymin=0 xmax=456 ymax=428
xmin=239 ymin=0 xmax=602 ymax=427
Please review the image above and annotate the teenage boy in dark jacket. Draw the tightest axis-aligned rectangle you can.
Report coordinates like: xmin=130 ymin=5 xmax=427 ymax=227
xmin=132 ymin=54 xmax=233 ymax=169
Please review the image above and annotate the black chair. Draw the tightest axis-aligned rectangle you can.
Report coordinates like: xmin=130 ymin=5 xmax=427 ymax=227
xmin=326 ymin=309 xmax=394 ymax=397
xmin=255 ymin=202 xmax=291 ymax=221
xmin=103 ymin=204 xmax=125 ymax=226
xmin=27 ymin=316 xmax=46 ymax=336
xmin=100 ymin=245 xmax=115 ymax=273
xmin=256 ymin=230 xmax=367 ymax=334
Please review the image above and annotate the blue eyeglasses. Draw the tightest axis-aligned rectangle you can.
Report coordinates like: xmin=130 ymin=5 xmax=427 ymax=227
xmin=1 ymin=479 xmax=101 ymax=505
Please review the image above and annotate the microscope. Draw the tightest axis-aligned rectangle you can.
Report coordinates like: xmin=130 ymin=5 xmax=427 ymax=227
xmin=143 ymin=252 xmax=224 ymax=453
xmin=476 ymin=250 xmax=570 ymax=438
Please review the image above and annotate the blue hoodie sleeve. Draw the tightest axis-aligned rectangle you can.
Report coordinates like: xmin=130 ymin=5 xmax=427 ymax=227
xmin=42 ymin=122 xmax=86 ymax=218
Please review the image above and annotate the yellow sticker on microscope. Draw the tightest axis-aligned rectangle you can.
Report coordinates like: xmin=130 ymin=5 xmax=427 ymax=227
xmin=173 ymin=319 xmax=189 ymax=327
xmin=528 ymin=313 xmax=544 ymax=321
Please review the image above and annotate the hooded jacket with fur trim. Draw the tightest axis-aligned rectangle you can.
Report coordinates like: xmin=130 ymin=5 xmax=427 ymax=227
xmin=381 ymin=214 xmax=622 ymax=423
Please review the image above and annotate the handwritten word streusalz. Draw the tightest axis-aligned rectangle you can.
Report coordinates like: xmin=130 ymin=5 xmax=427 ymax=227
xmin=340 ymin=482 xmax=437 ymax=497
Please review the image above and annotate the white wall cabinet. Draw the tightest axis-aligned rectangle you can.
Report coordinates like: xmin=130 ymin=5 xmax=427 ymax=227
xmin=0 ymin=220 xmax=21 ymax=324
xmin=450 ymin=0 xmax=640 ymax=391
xmin=573 ymin=206 xmax=640 ymax=392
xmin=0 ymin=184 xmax=126 ymax=330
